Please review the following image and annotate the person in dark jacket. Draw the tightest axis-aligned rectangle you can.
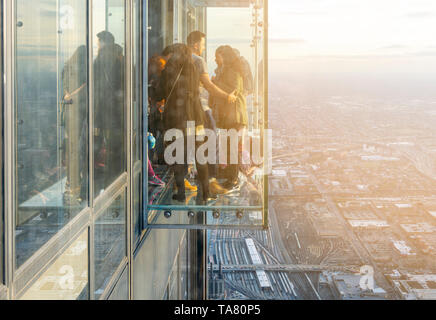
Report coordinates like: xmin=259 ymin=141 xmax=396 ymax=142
xmin=156 ymin=44 xmax=210 ymax=203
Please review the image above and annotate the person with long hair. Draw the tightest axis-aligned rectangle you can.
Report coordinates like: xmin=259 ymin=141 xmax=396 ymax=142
xmin=212 ymin=45 xmax=248 ymax=189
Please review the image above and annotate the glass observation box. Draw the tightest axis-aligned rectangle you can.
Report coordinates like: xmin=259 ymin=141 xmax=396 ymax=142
xmin=145 ymin=0 xmax=269 ymax=230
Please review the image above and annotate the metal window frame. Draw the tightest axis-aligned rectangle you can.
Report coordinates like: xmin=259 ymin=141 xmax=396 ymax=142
xmin=4 ymin=0 xmax=93 ymax=300
xmin=13 ymin=209 xmax=90 ymax=298
xmin=0 ymin=0 xmax=137 ymax=300
xmin=261 ymin=0 xmax=268 ymax=231
xmin=88 ymin=0 xmax=96 ymax=300
xmin=125 ymin=0 xmax=133 ymax=301
xmin=4 ymin=0 xmax=16 ymax=299
xmin=13 ymin=217 xmax=90 ymax=299
xmin=0 ymin=0 xmax=268 ymax=300
xmin=89 ymin=0 xmax=132 ymax=300
xmin=92 ymin=185 xmax=128 ymax=300
xmin=0 ymin=0 xmax=4 ymax=290
xmin=129 ymin=0 xmax=145 ymax=299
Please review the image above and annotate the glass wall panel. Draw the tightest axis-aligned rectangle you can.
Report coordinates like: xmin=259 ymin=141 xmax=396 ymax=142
xmin=148 ymin=0 xmax=173 ymax=59
xmin=92 ymin=0 xmax=126 ymax=197
xmin=20 ymin=231 xmax=89 ymax=300
xmin=15 ymin=0 xmax=89 ymax=268
xmin=94 ymin=192 xmax=126 ymax=299
xmin=145 ymin=1 xmax=266 ymax=228
xmin=132 ymin=0 xmax=142 ymax=245
xmin=0 ymin=0 xmax=3 ymax=285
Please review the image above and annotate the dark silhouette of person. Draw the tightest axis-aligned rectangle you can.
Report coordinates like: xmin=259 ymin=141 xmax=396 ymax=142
xmin=155 ymin=44 xmax=211 ymax=203
xmin=93 ymin=31 xmax=125 ymax=194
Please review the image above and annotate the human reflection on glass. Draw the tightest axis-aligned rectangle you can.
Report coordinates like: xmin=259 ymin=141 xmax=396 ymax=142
xmin=93 ymin=31 xmax=125 ymax=196
xmin=62 ymin=45 xmax=88 ymax=206
xmin=15 ymin=0 xmax=88 ymax=267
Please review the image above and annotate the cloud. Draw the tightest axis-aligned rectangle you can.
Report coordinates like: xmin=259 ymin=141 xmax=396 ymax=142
xmin=379 ymin=44 xmax=409 ymax=50
xmin=208 ymin=38 xmax=251 ymax=44
xmin=281 ymin=10 xmax=325 ymax=16
xmin=270 ymin=38 xmax=306 ymax=44
xmin=411 ymin=50 xmax=436 ymax=57
xmin=270 ymin=50 xmax=436 ymax=62
xmin=404 ymin=11 xmax=436 ymax=18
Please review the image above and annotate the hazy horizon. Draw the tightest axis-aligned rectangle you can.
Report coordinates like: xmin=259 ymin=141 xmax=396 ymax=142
xmin=269 ymin=0 xmax=436 ymax=76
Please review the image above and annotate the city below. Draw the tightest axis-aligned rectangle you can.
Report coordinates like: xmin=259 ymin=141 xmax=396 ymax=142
xmin=208 ymin=74 xmax=436 ymax=300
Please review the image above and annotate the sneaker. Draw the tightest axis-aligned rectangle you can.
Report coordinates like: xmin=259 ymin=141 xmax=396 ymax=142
xmin=209 ymin=179 xmax=228 ymax=195
xmin=149 ymin=175 xmax=165 ymax=186
xmin=185 ymin=179 xmax=198 ymax=192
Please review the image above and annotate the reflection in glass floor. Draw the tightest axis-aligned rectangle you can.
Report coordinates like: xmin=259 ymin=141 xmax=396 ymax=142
xmin=16 ymin=177 xmax=86 ymax=267
xmin=147 ymin=164 xmax=265 ymax=228
xmin=148 ymin=165 xmax=263 ymax=208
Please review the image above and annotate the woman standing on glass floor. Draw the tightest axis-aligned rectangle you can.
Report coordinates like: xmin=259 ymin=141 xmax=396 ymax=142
xmin=211 ymin=45 xmax=248 ymax=190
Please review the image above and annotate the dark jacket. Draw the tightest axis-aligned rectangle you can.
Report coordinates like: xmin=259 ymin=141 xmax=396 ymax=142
xmin=156 ymin=57 xmax=205 ymax=132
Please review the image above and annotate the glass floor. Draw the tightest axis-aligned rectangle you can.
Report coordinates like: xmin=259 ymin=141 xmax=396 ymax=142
xmin=146 ymin=164 xmax=265 ymax=229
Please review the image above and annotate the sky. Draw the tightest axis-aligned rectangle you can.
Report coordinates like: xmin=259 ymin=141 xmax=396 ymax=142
xmin=207 ymin=8 xmax=254 ymax=74
xmin=268 ymin=0 xmax=436 ymax=74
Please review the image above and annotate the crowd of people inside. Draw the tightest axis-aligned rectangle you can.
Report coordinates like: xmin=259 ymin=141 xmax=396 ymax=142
xmin=148 ymin=31 xmax=254 ymax=205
